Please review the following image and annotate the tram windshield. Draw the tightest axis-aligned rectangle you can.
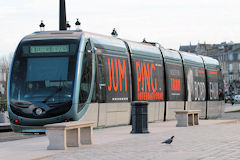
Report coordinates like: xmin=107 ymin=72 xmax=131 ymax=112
xmin=10 ymin=39 xmax=79 ymax=104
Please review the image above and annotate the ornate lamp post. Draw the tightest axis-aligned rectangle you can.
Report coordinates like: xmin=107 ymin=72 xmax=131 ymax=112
xmin=39 ymin=20 xmax=45 ymax=31
xmin=75 ymin=18 xmax=81 ymax=30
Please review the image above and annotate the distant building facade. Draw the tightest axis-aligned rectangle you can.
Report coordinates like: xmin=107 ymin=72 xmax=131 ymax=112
xmin=179 ymin=41 xmax=240 ymax=95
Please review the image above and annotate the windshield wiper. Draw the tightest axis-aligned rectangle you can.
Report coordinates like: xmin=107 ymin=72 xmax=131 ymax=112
xmin=42 ymin=87 xmax=62 ymax=103
xmin=10 ymin=100 xmax=32 ymax=108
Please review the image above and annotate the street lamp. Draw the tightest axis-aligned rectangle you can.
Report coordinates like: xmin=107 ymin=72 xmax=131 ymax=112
xmin=75 ymin=18 xmax=81 ymax=30
xmin=39 ymin=20 xmax=45 ymax=31
xmin=111 ymin=28 xmax=118 ymax=37
xmin=66 ymin=21 xmax=71 ymax=30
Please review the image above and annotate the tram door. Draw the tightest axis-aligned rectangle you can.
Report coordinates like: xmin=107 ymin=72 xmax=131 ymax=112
xmin=78 ymin=39 xmax=96 ymax=112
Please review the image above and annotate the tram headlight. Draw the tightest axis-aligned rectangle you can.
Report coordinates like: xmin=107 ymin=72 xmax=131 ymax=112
xmin=35 ymin=108 xmax=43 ymax=115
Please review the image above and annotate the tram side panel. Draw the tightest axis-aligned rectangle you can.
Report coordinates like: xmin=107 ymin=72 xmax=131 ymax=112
xmin=184 ymin=66 xmax=207 ymax=118
xmin=164 ymin=60 xmax=185 ymax=120
xmin=131 ymin=55 xmax=165 ymax=121
xmin=78 ymin=48 xmax=131 ymax=127
xmin=206 ymin=70 xmax=222 ymax=118
xmin=97 ymin=50 xmax=131 ymax=127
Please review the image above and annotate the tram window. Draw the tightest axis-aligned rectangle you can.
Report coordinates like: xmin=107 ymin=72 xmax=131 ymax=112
xmin=97 ymin=55 xmax=106 ymax=102
xmin=26 ymin=57 xmax=68 ymax=81
xmin=79 ymin=43 xmax=92 ymax=105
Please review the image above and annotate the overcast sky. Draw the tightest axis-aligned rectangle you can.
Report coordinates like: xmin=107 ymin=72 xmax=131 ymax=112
xmin=0 ymin=0 xmax=240 ymax=58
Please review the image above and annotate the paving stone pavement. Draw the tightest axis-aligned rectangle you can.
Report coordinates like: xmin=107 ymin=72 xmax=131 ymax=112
xmin=222 ymin=103 xmax=240 ymax=121
xmin=44 ymin=121 xmax=240 ymax=160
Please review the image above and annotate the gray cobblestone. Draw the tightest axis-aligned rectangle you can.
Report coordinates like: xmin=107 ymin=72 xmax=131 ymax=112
xmin=43 ymin=121 xmax=240 ymax=160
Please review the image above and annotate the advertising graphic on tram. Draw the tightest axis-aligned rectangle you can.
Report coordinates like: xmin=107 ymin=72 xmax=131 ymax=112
xmin=132 ymin=59 xmax=164 ymax=101
xmin=185 ymin=67 xmax=206 ymax=101
xmin=105 ymin=56 xmax=130 ymax=102
xmin=165 ymin=63 xmax=185 ymax=101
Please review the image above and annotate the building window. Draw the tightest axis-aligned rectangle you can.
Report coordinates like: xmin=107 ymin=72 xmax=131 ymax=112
xmin=229 ymin=64 xmax=233 ymax=72
xmin=228 ymin=53 xmax=233 ymax=61
xmin=220 ymin=56 xmax=223 ymax=62
xmin=224 ymin=77 xmax=228 ymax=84
xmin=229 ymin=75 xmax=233 ymax=83
xmin=239 ymin=64 xmax=240 ymax=72
xmin=238 ymin=54 xmax=240 ymax=60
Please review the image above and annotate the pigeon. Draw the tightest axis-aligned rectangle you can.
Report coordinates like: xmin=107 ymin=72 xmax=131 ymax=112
xmin=162 ymin=136 xmax=174 ymax=144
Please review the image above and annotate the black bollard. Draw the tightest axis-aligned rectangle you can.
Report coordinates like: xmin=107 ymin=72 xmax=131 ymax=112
xmin=131 ymin=101 xmax=149 ymax=134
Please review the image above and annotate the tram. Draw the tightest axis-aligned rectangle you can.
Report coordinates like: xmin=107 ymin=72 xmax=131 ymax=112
xmin=7 ymin=30 xmax=224 ymax=132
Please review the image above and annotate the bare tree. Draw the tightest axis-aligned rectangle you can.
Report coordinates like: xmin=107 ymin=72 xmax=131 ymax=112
xmin=0 ymin=53 xmax=13 ymax=100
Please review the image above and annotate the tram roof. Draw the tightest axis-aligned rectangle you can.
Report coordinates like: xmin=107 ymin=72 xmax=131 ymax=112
xmin=21 ymin=30 xmax=220 ymax=69
xmin=162 ymin=49 xmax=182 ymax=63
xmin=22 ymin=30 xmax=83 ymax=41
xmin=85 ymin=32 xmax=162 ymax=56
xmin=22 ymin=30 xmax=162 ymax=56
xmin=22 ymin=30 xmax=127 ymax=53
xmin=180 ymin=51 xmax=204 ymax=67
xmin=85 ymin=32 xmax=127 ymax=53
xmin=125 ymin=40 xmax=162 ymax=58
xmin=201 ymin=55 xmax=220 ymax=70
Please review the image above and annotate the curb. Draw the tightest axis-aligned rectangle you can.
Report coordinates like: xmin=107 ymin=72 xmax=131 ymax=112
xmin=216 ymin=120 xmax=238 ymax=125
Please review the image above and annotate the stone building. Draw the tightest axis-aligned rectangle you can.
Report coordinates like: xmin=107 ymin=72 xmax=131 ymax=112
xmin=179 ymin=41 xmax=240 ymax=95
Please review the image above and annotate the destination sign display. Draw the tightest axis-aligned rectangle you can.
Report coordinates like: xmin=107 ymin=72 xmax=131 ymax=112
xmin=30 ymin=45 xmax=69 ymax=53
